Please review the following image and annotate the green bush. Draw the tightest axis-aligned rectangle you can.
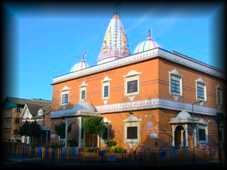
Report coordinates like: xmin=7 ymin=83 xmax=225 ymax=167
xmin=105 ymin=140 xmax=117 ymax=147
xmin=113 ymin=146 xmax=126 ymax=153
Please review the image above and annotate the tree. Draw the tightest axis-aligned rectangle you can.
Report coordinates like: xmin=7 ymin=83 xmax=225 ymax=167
xmin=83 ymin=117 xmax=107 ymax=147
xmin=54 ymin=123 xmax=66 ymax=139
xmin=19 ymin=121 xmax=42 ymax=144
xmin=83 ymin=117 xmax=107 ymax=137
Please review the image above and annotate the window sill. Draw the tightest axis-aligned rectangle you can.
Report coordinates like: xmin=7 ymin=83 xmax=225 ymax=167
xmin=126 ymin=139 xmax=139 ymax=144
xmin=125 ymin=92 xmax=139 ymax=97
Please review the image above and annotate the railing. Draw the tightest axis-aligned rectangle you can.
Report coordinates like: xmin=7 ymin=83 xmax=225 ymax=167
xmin=4 ymin=142 xmax=219 ymax=164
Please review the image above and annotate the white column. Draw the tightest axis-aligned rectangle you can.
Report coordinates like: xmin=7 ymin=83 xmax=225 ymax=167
xmin=65 ymin=118 xmax=68 ymax=148
xmin=181 ymin=129 xmax=184 ymax=147
xmin=78 ymin=117 xmax=82 ymax=148
xmin=193 ymin=126 xmax=197 ymax=147
xmin=171 ymin=125 xmax=175 ymax=147
xmin=97 ymin=135 xmax=100 ymax=148
xmin=185 ymin=124 xmax=189 ymax=147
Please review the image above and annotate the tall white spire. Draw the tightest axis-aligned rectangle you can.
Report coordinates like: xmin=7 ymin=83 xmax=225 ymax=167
xmin=97 ymin=14 xmax=129 ymax=64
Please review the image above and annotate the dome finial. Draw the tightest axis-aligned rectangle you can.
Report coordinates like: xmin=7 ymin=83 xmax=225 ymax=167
xmin=147 ymin=29 xmax=152 ymax=40
xmin=81 ymin=51 xmax=87 ymax=62
xmin=113 ymin=2 xmax=120 ymax=16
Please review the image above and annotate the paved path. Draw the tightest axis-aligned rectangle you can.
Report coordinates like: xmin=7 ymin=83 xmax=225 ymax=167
xmin=1 ymin=159 xmax=224 ymax=169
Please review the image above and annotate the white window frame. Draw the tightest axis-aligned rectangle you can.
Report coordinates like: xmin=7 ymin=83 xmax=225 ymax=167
xmin=124 ymin=115 xmax=141 ymax=144
xmin=169 ymin=69 xmax=183 ymax=96
xmin=197 ymin=124 xmax=208 ymax=144
xmin=216 ymin=85 xmax=223 ymax=106
xmin=102 ymin=76 xmax=111 ymax=99
xmin=124 ymin=70 xmax=141 ymax=96
xmin=80 ymin=81 xmax=87 ymax=102
xmin=61 ymin=90 xmax=69 ymax=106
xmin=196 ymin=78 xmax=207 ymax=102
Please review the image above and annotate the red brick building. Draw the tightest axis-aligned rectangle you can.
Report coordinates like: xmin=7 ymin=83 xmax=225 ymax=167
xmin=50 ymin=15 xmax=225 ymax=158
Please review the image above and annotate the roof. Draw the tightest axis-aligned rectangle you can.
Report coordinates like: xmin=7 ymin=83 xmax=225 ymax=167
xmin=3 ymin=97 xmax=51 ymax=117
xmin=6 ymin=97 xmax=51 ymax=105
xmin=51 ymin=102 xmax=98 ymax=118
xmin=52 ymin=48 xmax=224 ymax=85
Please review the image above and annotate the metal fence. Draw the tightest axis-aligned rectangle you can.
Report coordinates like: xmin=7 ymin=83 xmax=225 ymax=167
xmin=4 ymin=142 xmax=219 ymax=163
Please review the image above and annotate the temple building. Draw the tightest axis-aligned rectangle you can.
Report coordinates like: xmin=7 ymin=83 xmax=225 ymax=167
xmin=50 ymin=14 xmax=225 ymax=157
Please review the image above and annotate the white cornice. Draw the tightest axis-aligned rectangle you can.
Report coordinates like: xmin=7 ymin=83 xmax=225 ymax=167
xmin=95 ymin=98 xmax=221 ymax=116
xmin=52 ymin=48 xmax=224 ymax=84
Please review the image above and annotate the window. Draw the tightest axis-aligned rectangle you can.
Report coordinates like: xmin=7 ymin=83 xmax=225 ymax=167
xmin=15 ymin=118 xmax=20 ymax=124
xmin=196 ymin=80 xmax=206 ymax=101
xmin=127 ymin=80 xmax=138 ymax=94
xmin=198 ymin=129 xmax=206 ymax=141
xmin=61 ymin=86 xmax=70 ymax=105
xmin=61 ymin=93 xmax=69 ymax=105
xmin=102 ymin=78 xmax=110 ymax=99
xmin=124 ymin=70 xmax=141 ymax=96
xmin=216 ymin=87 xmax=223 ymax=106
xmin=16 ymin=106 xmax=21 ymax=113
xmin=197 ymin=126 xmax=208 ymax=144
xmin=103 ymin=85 xmax=109 ymax=98
xmin=81 ymin=89 xmax=86 ymax=100
xmin=124 ymin=115 xmax=141 ymax=144
xmin=127 ymin=126 xmax=138 ymax=139
xmin=170 ymin=73 xmax=182 ymax=96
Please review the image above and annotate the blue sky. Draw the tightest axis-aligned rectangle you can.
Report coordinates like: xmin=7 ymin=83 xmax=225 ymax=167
xmin=6 ymin=4 xmax=223 ymax=100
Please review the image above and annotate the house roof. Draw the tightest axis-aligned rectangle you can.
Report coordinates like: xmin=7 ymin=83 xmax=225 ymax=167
xmin=6 ymin=97 xmax=51 ymax=106
xmin=4 ymin=97 xmax=51 ymax=117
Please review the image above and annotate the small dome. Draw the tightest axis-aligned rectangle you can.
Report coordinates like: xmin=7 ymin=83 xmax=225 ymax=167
xmin=70 ymin=55 xmax=88 ymax=72
xmin=134 ymin=30 xmax=159 ymax=54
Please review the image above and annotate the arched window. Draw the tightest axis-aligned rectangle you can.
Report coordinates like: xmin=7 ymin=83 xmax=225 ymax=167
xmin=169 ymin=69 xmax=182 ymax=96
xmin=80 ymin=81 xmax=87 ymax=102
xmin=102 ymin=76 xmax=111 ymax=99
xmin=195 ymin=78 xmax=207 ymax=101
xmin=61 ymin=86 xmax=70 ymax=105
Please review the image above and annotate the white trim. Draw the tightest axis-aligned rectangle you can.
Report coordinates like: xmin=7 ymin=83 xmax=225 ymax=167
xmin=102 ymin=76 xmax=111 ymax=82
xmin=169 ymin=69 xmax=183 ymax=96
xmin=124 ymin=117 xmax=141 ymax=144
xmin=62 ymin=86 xmax=70 ymax=91
xmin=52 ymin=48 xmax=224 ymax=84
xmin=195 ymin=78 xmax=207 ymax=102
xmin=123 ymin=70 xmax=141 ymax=78
xmin=96 ymin=98 xmax=221 ymax=116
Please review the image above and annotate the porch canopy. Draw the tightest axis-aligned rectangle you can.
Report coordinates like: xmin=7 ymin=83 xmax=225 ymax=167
xmin=51 ymin=102 xmax=100 ymax=119
xmin=170 ymin=110 xmax=206 ymax=124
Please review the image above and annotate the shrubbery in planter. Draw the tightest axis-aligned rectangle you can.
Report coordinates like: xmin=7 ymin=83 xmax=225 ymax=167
xmin=105 ymin=140 xmax=117 ymax=147
xmin=113 ymin=146 xmax=126 ymax=153
xmin=83 ymin=147 xmax=99 ymax=153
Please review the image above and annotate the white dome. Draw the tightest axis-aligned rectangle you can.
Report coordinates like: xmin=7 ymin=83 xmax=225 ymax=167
xmin=134 ymin=30 xmax=159 ymax=54
xmin=70 ymin=60 xmax=88 ymax=72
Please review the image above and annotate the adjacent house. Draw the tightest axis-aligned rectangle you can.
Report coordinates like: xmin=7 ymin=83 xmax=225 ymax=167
xmin=2 ymin=97 xmax=51 ymax=144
